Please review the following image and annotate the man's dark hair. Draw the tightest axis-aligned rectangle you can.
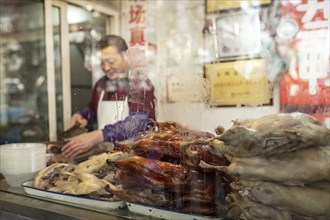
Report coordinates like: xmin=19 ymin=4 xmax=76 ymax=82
xmin=97 ymin=35 xmax=128 ymax=53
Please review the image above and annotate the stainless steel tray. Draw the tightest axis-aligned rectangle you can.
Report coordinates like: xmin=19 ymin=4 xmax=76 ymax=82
xmin=22 ymin=180 xmax=126 ymax=212
xmin=126 ymin=202 xmax=219 ymax=220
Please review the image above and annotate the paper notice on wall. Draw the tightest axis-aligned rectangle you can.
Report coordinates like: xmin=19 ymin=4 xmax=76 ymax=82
xmin=205 ymin=59 xmax=271 ymax=106
xmin=166 ymin=74 xmax=210 ymax=103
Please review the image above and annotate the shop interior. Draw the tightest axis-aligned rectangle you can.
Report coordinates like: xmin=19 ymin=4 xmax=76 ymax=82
xmin=0 ymin=0 xmax=329 ymax=219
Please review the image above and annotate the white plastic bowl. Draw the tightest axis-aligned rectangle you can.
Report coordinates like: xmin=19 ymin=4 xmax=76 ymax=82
xmin=3 ymin=172 xmax=37 ymax=187
xmin=0 ymin=143 xmax=46 ymax=187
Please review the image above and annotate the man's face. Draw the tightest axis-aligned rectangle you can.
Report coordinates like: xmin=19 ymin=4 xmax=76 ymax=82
xmin=100 ymin=46 xmax=128 ymax=80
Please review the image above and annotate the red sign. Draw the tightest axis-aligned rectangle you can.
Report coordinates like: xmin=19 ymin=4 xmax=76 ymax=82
xmin=280 ymin=0 xmax=328 ymax=31
xmin=279 ymin=0 xmax=330 ymax=125
xmin=127 ymin=0 xmax=146 ymax=47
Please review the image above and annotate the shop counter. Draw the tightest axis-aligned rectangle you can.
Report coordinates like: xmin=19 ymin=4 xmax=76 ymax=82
xmin=0 ymin=177 xmax=150 ymax=220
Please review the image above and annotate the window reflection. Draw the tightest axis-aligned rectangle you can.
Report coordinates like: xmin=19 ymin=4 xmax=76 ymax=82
xmin=67 ymin=4 xmax=108 ymax=124
xmin=0 ymin=0 xmax=48 ymax=144
xmin=0 ymin=1 xmax=112 ymax=143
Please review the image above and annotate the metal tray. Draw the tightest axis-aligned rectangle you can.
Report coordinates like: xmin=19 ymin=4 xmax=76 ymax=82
xmin=126 ymin=202 xmax=220 ymax=220
xmin=22 ymin=180 xmax=126 ymax=212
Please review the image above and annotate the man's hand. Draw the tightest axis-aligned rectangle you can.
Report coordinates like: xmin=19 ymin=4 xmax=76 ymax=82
xmin=61 ymin=130 xmax=104 ymax=158
xmin=71 ymin=113 xmax=88 ymax=128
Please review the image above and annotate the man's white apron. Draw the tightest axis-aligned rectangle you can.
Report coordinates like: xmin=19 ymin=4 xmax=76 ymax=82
xmin=97 ymin=90 xmax=129 ymax=130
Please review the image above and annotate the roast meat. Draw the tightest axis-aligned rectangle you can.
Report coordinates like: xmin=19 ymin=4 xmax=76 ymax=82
xmin=199 ymin=146 xmax=330 ymax=185
xmin=187 ymin=113 xmax=329 ymax=158
xmin=231 ymin=180 xmax=330 ymax=218
xmin=108 ymin=155 xmax=189 ymax=188
xmin=215 ymin=112 xmax=330 ymax=157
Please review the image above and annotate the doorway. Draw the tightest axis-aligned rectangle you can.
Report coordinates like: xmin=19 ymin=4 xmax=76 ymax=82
xmin=47 ymin=0 xmax=119 ymax=140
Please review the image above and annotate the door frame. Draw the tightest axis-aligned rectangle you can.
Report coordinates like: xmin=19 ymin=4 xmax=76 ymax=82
xmin=44 ymin=0 xmax=119 ymax=140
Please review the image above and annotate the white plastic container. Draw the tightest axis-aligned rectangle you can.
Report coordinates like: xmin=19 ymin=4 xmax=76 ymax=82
xmin=0 ymin=143 xmax=46 ymax=187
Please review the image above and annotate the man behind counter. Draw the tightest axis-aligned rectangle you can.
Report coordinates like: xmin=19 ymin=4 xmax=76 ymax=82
xmin=62 ymin=35 xmax=156 ymax=158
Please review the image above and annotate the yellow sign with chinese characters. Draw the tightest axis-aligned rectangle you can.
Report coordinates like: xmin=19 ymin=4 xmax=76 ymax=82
xmin=205 ymin=59 xmax=271 ymax=106
xmin=206 ymin=0 xmax=272 ymax=13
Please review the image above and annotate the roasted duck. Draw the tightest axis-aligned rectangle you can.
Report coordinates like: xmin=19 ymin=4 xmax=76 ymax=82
xmin=114 ymin=120 xmax=229 ymax=167
xmin=107 ymin=156 xmax=228 ymax=216
xmin=106 ymin=121 xmax=232 ymax=216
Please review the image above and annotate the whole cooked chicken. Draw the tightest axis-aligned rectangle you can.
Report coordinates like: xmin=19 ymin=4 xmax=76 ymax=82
xmin=33 ymin=152 xmax=129 ymax=200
